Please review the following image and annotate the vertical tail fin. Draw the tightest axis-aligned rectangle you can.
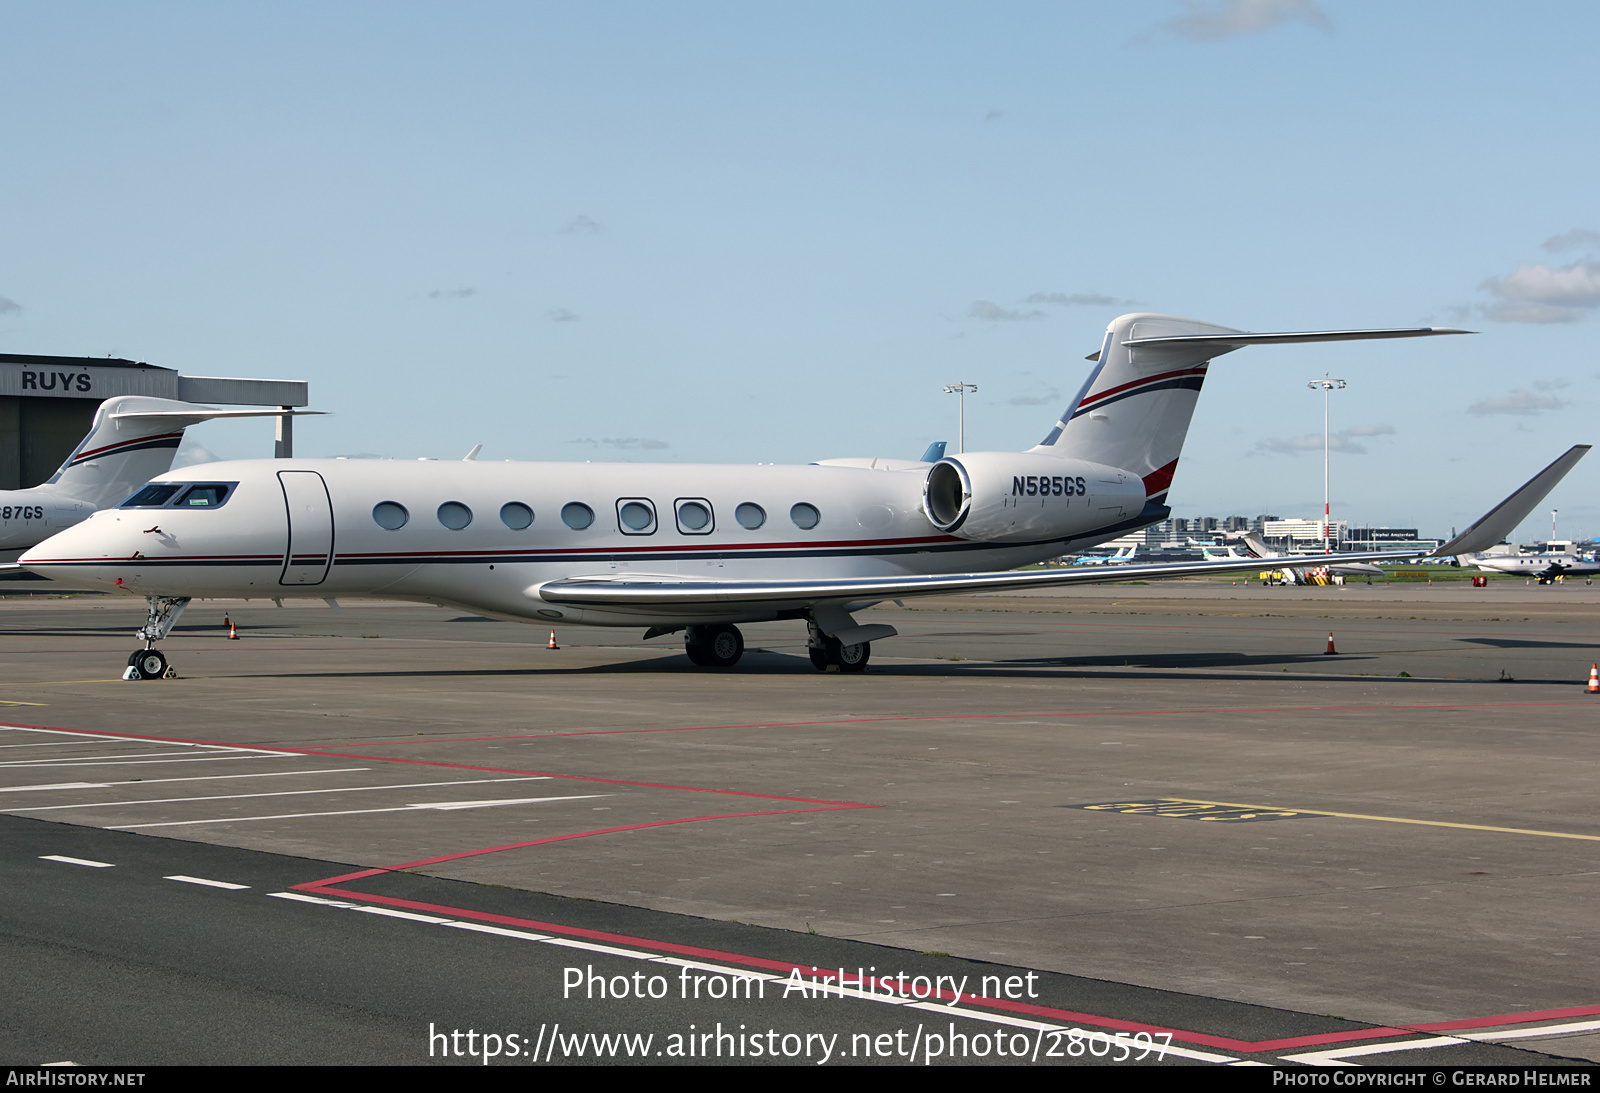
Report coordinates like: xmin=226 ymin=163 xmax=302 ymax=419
xmin=45 ymin=397 xmax=195 ymax=507
xmin=1029 ymin=314 xmax=1246 ymax=505
xmin=45 ymin=397 xmax=320 ymax=507
xmin=1029 ymin=313 xmax=1470 ymax=508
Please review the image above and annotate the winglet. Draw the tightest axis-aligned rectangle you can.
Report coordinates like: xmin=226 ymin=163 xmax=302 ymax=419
xmin=1433 ymin=445 xmax=1591 ymax=557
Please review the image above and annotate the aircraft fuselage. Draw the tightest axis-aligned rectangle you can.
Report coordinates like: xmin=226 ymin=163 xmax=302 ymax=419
xmin=22 ymin=456 xmax=1143 ymax=627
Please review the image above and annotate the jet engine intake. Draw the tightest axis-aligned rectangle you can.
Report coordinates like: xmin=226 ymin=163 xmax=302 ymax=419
xmin=922 ymin=452 xmax=1144 ymax=544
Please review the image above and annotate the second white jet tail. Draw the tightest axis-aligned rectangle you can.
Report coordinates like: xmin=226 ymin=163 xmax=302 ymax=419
xmin=43 ymin=396 xmax=319 ymax=508
xmin=1029 ymin=313 xmax=1469 ymax=507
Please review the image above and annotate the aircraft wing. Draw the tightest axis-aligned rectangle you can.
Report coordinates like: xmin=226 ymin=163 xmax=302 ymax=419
xmin=538 ymin=443 xmax=1590 ymax=613
xmin=535 ymin=547 xmax=1422 ymax=611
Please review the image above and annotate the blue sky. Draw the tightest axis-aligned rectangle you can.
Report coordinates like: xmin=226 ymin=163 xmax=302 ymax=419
xmin=3 ymin=1 xmax=1597 ymax=540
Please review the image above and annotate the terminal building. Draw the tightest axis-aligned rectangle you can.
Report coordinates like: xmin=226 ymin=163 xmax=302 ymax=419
xmin=0 ymin=353 xmax=308 ymax=490
xmin=1084 ymin=518 xmax=1442 ymax=560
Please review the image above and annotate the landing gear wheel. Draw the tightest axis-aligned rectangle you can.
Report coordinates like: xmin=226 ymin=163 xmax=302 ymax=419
xmin=685 ymin=624 xmax=744 ymax=668
xmin=833 ymin=638 xmax=870 ymax=673
xmin=811 ymin=636 xmax=870 ymax=672
xmin=126 ymin=648 xmax=168 ymax=681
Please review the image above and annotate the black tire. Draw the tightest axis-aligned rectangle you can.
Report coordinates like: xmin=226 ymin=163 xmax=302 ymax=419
xmin=686 ymin=624 xmax=743 ymax=668
xmin=128 ymin=649 xmax=167 ymax=681
xmin=808 ymin=646 xmax=829 ymax=671
xmin=834 ymin=639 xmax=870 ymax=673
xmin=816 ymin=636 xmax=870 ymax=673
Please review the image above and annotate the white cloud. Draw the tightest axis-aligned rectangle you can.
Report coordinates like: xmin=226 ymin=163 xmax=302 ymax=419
xmin=1467 ymin=389 xmax=1569 ymax=416
xmin=569 ymin=437 xmax=668 ymax=450
xmin=968 ymin=300 xmax=1046 ymax=322
xmin=547 ymin=307 xmax=580 ymax=322
xmin=1478 ymin=261 xmax=1600 ymax=323
xmin=1543 ymin=228 xmax=1600 ymax=253
xmin=1148 ymin=0 xmax=1331 ymax=43
xmin=1255 ymin=423 xmax=1393 ymax=455
xmin=561 ymin=215 xmax=602 ymax=235
xmin=0 ymin=295 xmax=22 ymax=315
xmin=1024 ymin=291 xmax=1135 ymax=308
xmin=1008 ymin=386 xmax=1060 ymax=407
xmin=427 ymin=288 xmax=475 ymax=300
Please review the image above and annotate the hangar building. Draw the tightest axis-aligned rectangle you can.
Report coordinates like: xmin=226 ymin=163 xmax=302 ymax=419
xmin=0 ymin=353 xmax=308 ymax=490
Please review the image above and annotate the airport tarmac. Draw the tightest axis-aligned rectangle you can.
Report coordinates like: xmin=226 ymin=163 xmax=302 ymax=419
xmin=2 ymin=579 xmax=1597 ymax=1065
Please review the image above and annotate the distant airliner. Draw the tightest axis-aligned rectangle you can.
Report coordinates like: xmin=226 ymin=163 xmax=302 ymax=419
xmin=16 ymin=312 xmax=1585 ymax=680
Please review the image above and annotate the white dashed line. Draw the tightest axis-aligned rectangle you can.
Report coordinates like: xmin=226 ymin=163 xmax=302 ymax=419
xmin=164 ymin=875 xmax=250 ymax=890
xmin=110 ymin=793 xmax=611 ymax=828
xmin=4 ymin=768 xmax=372 ymax=790
xmin=1470 ymin=1018 xmax=1600 ymax=1040
xmin=9 ymin=776 xmax=553 ymax=813
xmin=1280 ymin=1035 xmax=1470 ymax=1065
xmin=0 ymin=782 xmax=111 ymax=793
xmin=39 ymin=855 xmax=114 ymax=868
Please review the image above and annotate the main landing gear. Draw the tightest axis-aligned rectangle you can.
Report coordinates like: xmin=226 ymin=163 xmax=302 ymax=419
xmin=806 ymin=619 xmax=870 ymax=673
xmin=671 ymin=619 xmax=875 ymax=672
xmin=124 ymin=596 xmax=190 ymax=681
xmin=684 ymin=623 xmax=744 ymax=668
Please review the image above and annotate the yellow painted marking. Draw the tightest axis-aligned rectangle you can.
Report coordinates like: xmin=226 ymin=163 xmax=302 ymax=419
xmin=1168 ymin=798 xmax=1600 ymax=843
xmin=1076 ymin=799 xmax=1308 ymax=822
xmin=0 ymin=701 xmax=47 ymax=707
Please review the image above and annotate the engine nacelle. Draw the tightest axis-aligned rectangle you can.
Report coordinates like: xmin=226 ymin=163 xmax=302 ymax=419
xmin=922 ymin=452 xmax=1146 ymax=543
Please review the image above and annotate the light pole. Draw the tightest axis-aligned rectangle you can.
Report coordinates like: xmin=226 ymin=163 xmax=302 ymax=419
xmin=1307 ymin=375 xmax=1346 ymax=554
xmin=944 ymin=382 xmax=978 ymax=453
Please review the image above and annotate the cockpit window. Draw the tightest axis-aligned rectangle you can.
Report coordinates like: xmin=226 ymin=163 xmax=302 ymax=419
xmin=119 ymin=482 xmax=237 ymax=509
xmin=177 ymin=484 xmax=230 ymax=507
xmin=120 ymin=484 xmax=184 ymax=508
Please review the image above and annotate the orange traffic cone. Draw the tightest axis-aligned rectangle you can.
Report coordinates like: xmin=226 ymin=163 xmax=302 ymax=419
xmin=1587 ymin=664 xmax=1598 ymax=694
xmin=548 ymin=630 xmax=560 ymax=650
xmin=1325 ymin=632 xmax=1338 ymax=655
xmin=224 ymin=613 xmax=238 ymax=640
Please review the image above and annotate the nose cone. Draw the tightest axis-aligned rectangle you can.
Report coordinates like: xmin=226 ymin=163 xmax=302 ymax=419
xmin=18 ymin=514 xmax=131 ymax=590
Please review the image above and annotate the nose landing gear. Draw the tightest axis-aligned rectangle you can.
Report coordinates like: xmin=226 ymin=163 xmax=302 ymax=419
xmin=123 ymin=596 xmax=190 ymax=680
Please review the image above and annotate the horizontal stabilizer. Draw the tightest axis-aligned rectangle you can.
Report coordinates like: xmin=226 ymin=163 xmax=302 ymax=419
xmin=1433 ymin=445 xmax=1591 ymax=557
xmin=1121 ymin=327 xmax=1472 ymax=350
xmin=110 ymin=407 xmax=325 ymax=425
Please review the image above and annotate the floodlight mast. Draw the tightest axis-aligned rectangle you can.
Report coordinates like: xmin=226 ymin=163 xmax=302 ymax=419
xmin=1308 ymin=375 xmax=1347 ymax=554
xmin=943 ymin=382 xmax=978 ymax=454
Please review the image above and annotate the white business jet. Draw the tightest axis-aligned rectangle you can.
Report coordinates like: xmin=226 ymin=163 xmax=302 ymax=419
xmin=0 ymin=396 xmax=319 ymax=562
xmin=16 ymin=313 xmax=1585 ymax=680
xmin=1459 ymin=541 xmax=1600 ymax=583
